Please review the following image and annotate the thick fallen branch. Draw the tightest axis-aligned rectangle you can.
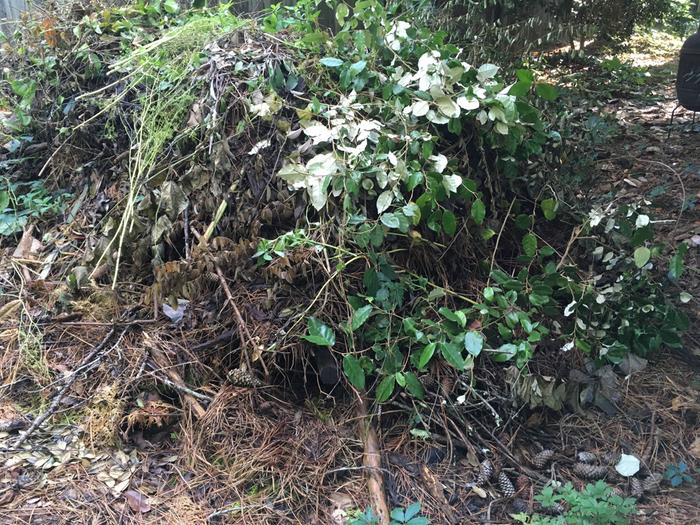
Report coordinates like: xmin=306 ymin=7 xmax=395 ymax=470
xmin=357 ymin=395 xmax=390 ymax=525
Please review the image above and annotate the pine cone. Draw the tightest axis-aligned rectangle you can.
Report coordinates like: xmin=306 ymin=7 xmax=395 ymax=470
xmin=573 ymin=463 xmax=609 ymax=479
xmin=577 ymin=451 xmax=598 ymax=463
xmin=610 ymin=485 xmax=625 ymax=497
xmin=533 ymin=449 xmax=555 ymax=468
xmin=227 ymin=368 xmax=262 ymax=387
xmin=475 ymin=459 xmax=494 ymax=485
xmin=602 ymin=451 xmax=618 ymax=465
xmin=539 ymin=501 xmax=566 ymax=516
xmin=511 ymin=498 xmax=529 ymax=513
xmin=630 ymin=477 xmax=644 ymax=498
xmin=642 ymin=473 xmax=662 ymax=494
xmin=515 ymin=475 xmax=530 ymax=492
xmin=498 ymin=472 xmax=516 ymax=497
xmin=418 ymin=374 xmax=437 ymax=390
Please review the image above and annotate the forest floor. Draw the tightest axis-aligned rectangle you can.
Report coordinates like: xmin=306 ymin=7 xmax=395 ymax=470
xmin=1 ymin=30 xmax=699 ymax=525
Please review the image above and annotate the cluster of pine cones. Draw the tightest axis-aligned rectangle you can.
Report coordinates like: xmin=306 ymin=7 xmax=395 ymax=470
xmin=531 ymin=449 xmax=662 ymax=498
xmin=471 ymin=448 xmax=663 ymax=507
xmin=473 ymin=459 xmax=517 ymax=497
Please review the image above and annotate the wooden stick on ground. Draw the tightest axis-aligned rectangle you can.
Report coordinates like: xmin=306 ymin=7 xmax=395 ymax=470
xmin=357 ymin=395 xmax=390 ymax=525
xmin=150 ymin=345 xmax=207 ymax=418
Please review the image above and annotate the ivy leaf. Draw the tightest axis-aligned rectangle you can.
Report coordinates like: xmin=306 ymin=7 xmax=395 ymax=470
xmin=477 ymin=63 xmax=499 ymax=82
xmin=471 ymin=199 xmax=486 ymax=225
xmin=335 ymin=3 xmax=350 ymax=25
xmin=492 ymin=343 xmax=517 ymax=362
xmin=435 ymin=96 xmax=460 ymax=118
xmin=540 ymin=198 xmax=557 ymax=220
xmin=440 ymin=342 xmax=466 ymax=370
xmin=343 ymin=355 xmax=365 ymax=389
xmin=377 ymin=190 xmax=393 ymax=214
xmin=464 ymin=331 xmax=484 ymax=357
xmin=349 ymin=60 xmax=367 ymax=75
xmin=442 ymin=174 xmax=462 ymax=193
xmin=380 ymin=212 xmax=401 ymax=229
xmin=522 ymin=233 xmax=537 ymax=257
xmin=442 ymin=210 xmax=457 ymax=236
xmin=412 ymin=100 xmax=430 ymax=117
xmin=404 ymin=372 xmax=425 ymax=399
xmin=320 ymin=57 xmax=344 ymax=67
xmin=634 ymin=246 xmax=651 ymax=268
xmin=351 ymin=305 xmax=373 ymax=332
xmin=302 ymin=317 xmax=336 ymax=347
xmin=376 ymin=374 xmax=395 ymax=402
xmin=418 ymin=342 xmax=436 ymax=369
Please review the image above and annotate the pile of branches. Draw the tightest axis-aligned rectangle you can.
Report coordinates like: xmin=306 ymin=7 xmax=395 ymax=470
xmin=0 ymin=1 xmax=690 ymax=523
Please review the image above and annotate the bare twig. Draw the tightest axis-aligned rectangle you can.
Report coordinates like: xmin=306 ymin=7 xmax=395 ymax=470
xmin=487 ymin=198 xmax=516 ymax=287
xmin=147 ymin=370 xmax=213 ymax=403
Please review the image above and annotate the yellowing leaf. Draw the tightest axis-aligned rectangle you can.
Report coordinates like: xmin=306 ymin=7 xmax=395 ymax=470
xmin=457 ymin=95 xmax=479 ymax=110
xmin=435 ymin=96 xmax=460 ymax=118
xmin=412 ymin=100 xmax=430 ymax=117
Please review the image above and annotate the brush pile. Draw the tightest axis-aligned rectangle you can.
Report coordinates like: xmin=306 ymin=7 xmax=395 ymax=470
xmin=0 ymin=1 xmax=692 ymax=523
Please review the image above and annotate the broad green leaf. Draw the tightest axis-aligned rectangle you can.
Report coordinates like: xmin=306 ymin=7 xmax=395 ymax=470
xmin=0 ymin=191 xmax=9 ymax=211
xmin=535 ymin=83 xmax=559 ymax=101
xmin=464 ymin=331 xmax=484 ymax=357
xmin=376 ymin=190 xmax=393 ymax=214
xmin=404 ymin=502 xmax=421 ymax=521
xmin=540 ymin=198 xmax=557 ymax=220
xmin=440 ymin=342 xmax=465 ymax=370
xmin=390 ymin=508 xmax=405 ymax=522
xmin=492 ymin=343 xmax=517 ymax=362
xmin=380 ymin=212 xmax=401 ymax=229
xmin=395 ymin=372 xmax=406 ymax=387
xmin=343 ymin=355 xmax=365 ymax=389
xmin=471 ymin=199 xmax=486 ymax=224
xmin=483 ymin=287 xmax=495 ymax=301
xmin=508 ymin=80 xmax=531 ymax=97
xmin=668 ymin=243 xmax=687 ymax=280
xmin=302 ymin=317 xmax=336 ymax=346
xmin=320 ymin=57 xmax=343 ymax=67
xmin=418 ymin=342 xmax=436 ymax=369
xmin=376 ymin=374 xmax=395 ymax=402
xmin=442 ymin=210 xmax=457 ymax=236
xmin=351 ymin=305 xmax=373 ymax=331
xmin=335 ymin=3 xmax=349 ymax=24
xmin=163 ymin=0 xmax=179 ymax=14
xmin=439 ymin=307 xmax=466 ymax=327
xmin=404 ymin=372 xmax=425 ymax=400
xmin=407 ymin=518 xmax=429 ymax=525
xmin=634 ymin=246 xmax=651 ymax=268
xmin=349 ymin=60 xmax=367 ymax=75
xmin=522 ymin=233 xmax=537 ymax=257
